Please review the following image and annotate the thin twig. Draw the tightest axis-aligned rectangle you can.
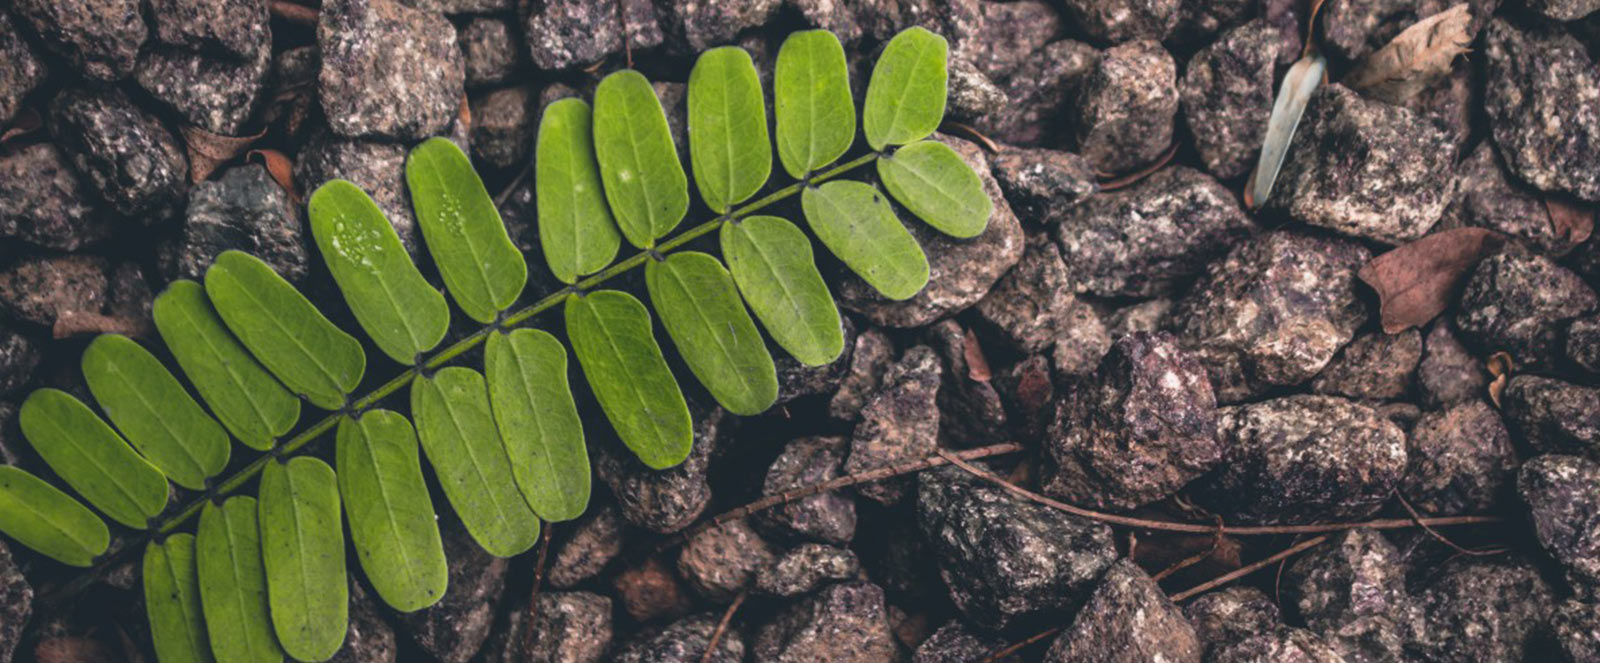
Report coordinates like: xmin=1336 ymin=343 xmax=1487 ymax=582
xmin=942 ymin=121 xmax=1001 ymax=153
xmin=1097 ymin=142 xmax=1178 ymax=191
xmin=978 ymin=626 xmax=1059 ymax=663
xmin=1170 ymin=535 xmax=1329 ymax=603
xmin=520 ymin=524 xmax=554 ymax=658
xmin=493 ymin=162 xmax=533 ymax=208
xmin=700 ymin=590 xmax=748 ymax=663
xmin=269 ymin=0 xmax=318 ymax=26
xmin=1396 ymin=494 xmax=1507 ymax=557
xmin=1150 ymin=520 xmax=1225 ymax=583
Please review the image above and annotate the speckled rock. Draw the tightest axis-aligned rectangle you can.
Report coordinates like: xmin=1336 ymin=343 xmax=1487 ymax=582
xmin=399 ymin=0 xmax=510 ymax=12
xmin=847 ymin=345 xmax=941 ymax=504
xmin=1418 ymin=321 xmax=1486 ymax=408
xmin=469 ymin=85 xmax=535 ymax=170
xmin=1056 ymin=0 xmax=1178 ymax=43
xmin=1198 ymin=395 xmax=1407 ymax=524
xmin=974 ymin=39 xmax=1099 ymax=146
xmin=995 ymin=353 xmax=1055 ymax=439
xmin=774 ymin=315 xmax=854 ymax=405
xmin=925 ymin=320 xmax=1007 ymax=447
xmin=148 ymin=0 xmax=266 ymax=60
xmin=481 ymin=591 xmax=612 ymax=663
xmin=1174 ymin=231 xmax=1371 ymax=403
xmin=988 ymin=147 xmax=1098 ymax=224
xmin=1264 ymin=84 xmax=1455 ymax=244
xmin=1485 ymin=18 xmax=1600 ymax=202
xmin=397 ymin=516 xmax=507 ymax=663
xmin=1106 ymin=298 xmax=1173 ymax=338
xmin=1184 ymin=586 xmax=1283 ymax=653
xmin=1180 ymin=19 xmax=1284 ymax=180
xmin=1521 ymin=454 xmax=1600 ymax=595
xmin=11 ymin=0 xmax=145 ymax=80
xmin=754 ymin=543 xmax=861 ymax=597
xmin=135 ymin=45 xmax=271 ymax=135
xmin=328 ymin=581 xmax=397 ymax=663
xmin=0 ymin=143 xmax=112 ymax=252
xmin=974 ymin=239 xmax=1105 ymax=359
xmin=1042 ymin=332 xmax=1220 ymax=511
xmin=837 ymin=135 xmax=1023 ymax=328
xmin=1551 ymin=600 xmax=1600 ymax=663
xmin=1527 ymin=0 xmax=1600 ymax=19
xmin=677 ymin=518 xmax=776 ymax=602
xmin=319 ymin=0 xmax=464 ymax=141
xmin=753 ymin=580 xmax=897 ymax=663
xmin=48 ymin=87 xmax=188 ymax=220
xmin=1402 ymin=400 xmax=1518 ymax=515
xmin=0 ymin=541 xmax=30 ymax=663
xmin=460 ymin=17 xmax=523 ymax=88
xmin=0 ymin=255 xmax=112 ymax=328
xmin=1284 ymin=528 xmax=1422 ymax=663
xmin=612 ymin=613 xmax=744 ymax=663
xmin=1569 ymin=315 xmax=1600 ymax=374
xmin=1211 ymin=627 xmax=1347 ymax=663
xmin=0 ymin=328 xmax=39 ymax=398
xmin=1455 ymin=246 xmax=1598 ymax=370
xmin=1054 ymin=166 xmax=1253 ymax=297
xmin=965 ymin=0 xmax=1061 ymax=80
xmin=914 ymin=621 xmax=1015 ymax=663
xmin=612 ymin=556 xmax=692 ymax=622
xmin=656 ymin=0 xmax=780 ymax=52
xmin=522 ymin=0 xmax=623 ymax=70
xmin=1440 ymin=141 xmax=1582 ymax=256
xmin=295 ymin=131 xmax=418 ymax=251
xmin=0 ymin=14 xmax=46 ymax=126
xmin=757 ymin=435 xmax=856 ymax=544
xmin=829 ymin=327 xmax=894 ymax=421
xmin=547 ymin=505 xmax=625 ymax=589
xmin=945 ymin=59 xmax=1007 ymax=122
xmin=1072 ymin=40 xmax=1177 ymax=174
xmin=1042 ymin=560 xmax=1201 ymax=663
xmin=916 ymin=466 xmax=1117 ymax=631
xmin=1317 ymin=0 xmax=1428 ymax=62
xmin=1171 ymin=0 xmax=1257 ymax=46
xmin=1311 ymin=330 xmax=1422 ymax=402
xmin=596 ymin=405 xmax=724 ymax=533
xmin=161 ymin=164 xmax=308 ymax=285
xmin=1412 ymin=556 xmax=1555 ymax=663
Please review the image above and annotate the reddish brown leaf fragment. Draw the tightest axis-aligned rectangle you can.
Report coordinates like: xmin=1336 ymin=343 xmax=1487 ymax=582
xmin=964 ymin=328 xmax=993 ymax=382
xmin=1487 ymin=351 xmax=1512 ymax=408
xmin=1545 ymin=197 xmax=1595 ymax=248
xmin=181 ymin=125 xmax=265 ymax=183
xmin=1358 ymin=227 xmax=1505 ymax=334
xmin=248 ymin=149 xmax=300 ymax=204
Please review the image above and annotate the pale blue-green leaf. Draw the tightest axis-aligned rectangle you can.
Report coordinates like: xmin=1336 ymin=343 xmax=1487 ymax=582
xmin=259 ymin=457 xmax=347 ymax=662
xmin=720 ymin=216 xmax=844 ymax=366
xmin=536 ymin=98 xmax=621 ymax=284
xmin=1248 ymin=53 xmax=1326 ymax=208
xmin=336 ymin=411 xmax=448 ymax=613
xmin=593 ymin=70 xmax=690 ymax=248
xmin=406 ymin=137 xmax=528 ymax=323
xmin=688 ymin=46 xmax=771 ymax=213
xmin=145 ymin=534 xmax=214 ymax=663
xmin=800 ymin=180 xmax=929 ymax=300
xmin=563 ymin=291 xmax=692 ymax=469
xmin=18 ymin=389 xmax=167 ymax=529
xmin=196 ymin=497 xmax=284 ymax=663
xmin=484 ymin=330 xmax=589 ymax=522
xmin=0 ymin=465 xmax=108 ymax=567
xmin=877 ymin=139 xmax=991 ymax=238
xmin=862 ymin=27 xmax=949 ymax=150
xmin=82 ymin=334 xmax=229 ymax=490
xmin=774 ymin=29 xmax=855 ymax=178
xmin=645 ymin=252 xmax=777 ymax=415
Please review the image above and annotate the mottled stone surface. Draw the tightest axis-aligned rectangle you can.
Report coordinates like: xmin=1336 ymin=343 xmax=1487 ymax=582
xmin=162 ymin=164 xmax=308 ymax=285
xmin=0 ymin=13 xmax=47 ymax=126
xmin=945 ymin=58 xmax=1007 ymax=122
xmin=0 ymin=328 xmax=38 ymax=398
xmin=1042 ymin=332 xmax=1220 ymax=511
xmin=48 ymin=87 xmax=188 ymax=219
xmin=481 ymin=591 xmax=612 ymax=663
xmin=974 ymin=240 xmax=1104 ymax=359
xmin=914 ymin=621 xmax=1014 ymax=663
xmin=1570 ymin=315 xmax=1600 ymax=374
xmin=1441 ymin=141 xmax=1581 ymax=256
xmin=1056 ymin=0 xmax=1178 ymax=43
xmin=757 ymin=435 xmax=856 ymax=544
xmin=1521 ymin=454 xmax=1600 ymax=595
xmin=829 ymin=328 xmax=894 ymax=421
xmin=1185 ymin=586 xmax=1282 ymax=653
xmin=521 ymin=0 xmax=623 ymax=70
xmin=0 ymin=143 xmax=111 ymax=252
xmin=677 ymin=518 xmax=775 ymax=602
xmin=1527 ymin=0 xmax=1600 ymax=19
xmin=1552 ymin=600 xmax=1600 ymax=663
xmin=1073 ymin=40 xmax=1177 ymax=174
xmin=925 ymin=319 xmax=1007 ymax=447
xmin=966 ymin=0 xmax=1061 ymax=80
xmin=1402 ymin=400 xmax=1518 ymax=515
xmin=148 ymin=0 xmax=267 ymax=59
xmin=612 ymin=613 xmax=743 ymax=663
xmin=1284 ymin=528 xmax=1421 ymax=663
xmin=1180 ymin=19 xmax=1284 ymax=179
xmin=1316 ymin=0 xmax=1425 ymax=62
xmin=329 ymin=581 xmax=397 ymax=663
xmin=1485 ymin=18 xmax=1600 ymax=202
xmin=1412 ymin=556 xmax=1555 ymax=663
xmin=1418 ymin=321 xmax=1486 ymax=408
xmin=846 ymin=345 xmax=941 ymax=504
xmin=135 ymin=45 xmax=271 ymax=135
xmin=469 ymin=85 xmax=535 ymax=170
xmin=0 ymin=255 xmax=112 ymax=328
xmin=397 ymin=516 xmax=507 ymax=663
xmin=319 ymin=0 xmax=464 ymax=141
xmin=1174 ymin=231 xmax=1371 ymax=403
xmin=656 ymin=0 xmax=780 ymax=52
xmin=1198 ymin=395 xmax=1407 ymax=524
xmin=547 ymin=505 xmax=624 ymax=589
xmin=755 ymin=543 xmax=861 ymax=597
xmin=460 ymin=17 xmax=522 ymax=88
xmin=612 ymin=556 xmax=692 ymax=623
xmin=1211 ymin=627 xmax=1346 ymax=663
xmin=1264 ymin=84 xmax=1455 ymax=244
xmin=1456 ymin=246 xmax=1598 ymax=370
xmin=917 ymin=466 xmax=1117 ymax=630
xmin=12 ymin=0 xmax=146 ymax=80
xmin=1311 ymin=330 xmax=1422 ymax=402
xmin=753 ymin=581 xmax=896 ymax=663
xmin=597 ymin=405 xmax=723 ymax=533
xmin=1054 ymin=166 xmax=1253 ymax=297
xmin=988 ymin=147 xmax=1098 ymax=224
xmin=295 ymin=131 xmax=417 ymax=251
xmin=974 ymin=39 xmax=1099 ymax=146
xmin=0 ymin=542 xmax=30 ymax=663
xmin=774 ymin=314 xmax=855 ymax=406
xmin=1042 ymin=560 xmax=1202 ymax=663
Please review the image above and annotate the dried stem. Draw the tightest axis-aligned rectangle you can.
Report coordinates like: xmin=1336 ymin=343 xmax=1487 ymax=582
xmin=978 ymin=626 xmax=1060 ymax=663
xmin=520 ymin=525 xmax=554 ymax=658
xmin=1396 ymin=494 xmax=1506 ymax=557
xmin=1169 ymin=535 xmax=1329 ymax=603
xmin=700 ymin=590 xmax=748 ymax=663
xmin=269 ymin=0 xmax=318 ymax=26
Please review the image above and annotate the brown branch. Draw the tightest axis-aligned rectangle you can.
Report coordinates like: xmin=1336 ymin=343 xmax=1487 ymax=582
xmin=1169 ymin=535 xmax=1329 ymax=603
xmin=941 ymin=121 xmax=1001 ymax=153
xmin=1097 ymin=142 xmax=1178 ymax=191
xmin=979 ymin=626 xmax=1060 ymax=663
xmin=1396 ymin=494 xmax=1507 ymax=557
xmin=700 ymin=590 xmax=748 ymax=663
xmin=269 ymin=0 xmax=318 ymax=26
xmin=1150 ymin=520 xmax=1225 ymax=582
xmin=520 ymin=524 xmax=553 ymax=658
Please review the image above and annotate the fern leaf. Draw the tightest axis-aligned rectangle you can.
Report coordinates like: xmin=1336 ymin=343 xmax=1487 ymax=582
xmin=196 ymin=497 xmax=284 ymax=663
xmin=205 ymin=251 xmax=365 ymax=410
xmin=646 ymin=252 xmax=777 ymax=415
xmin=144 ymin=535 xmax=214 ymax=663
xmin=485 ymin=330 xmax=590 ymax=522
xmin=309 ymin=180 xmax=450 ymax=364
xmin=411 ymin=367 xmax=540 ymax=557
xmin=689 ymin=46 xmax=771 ymax=214
xmin=564 ymin=290 xmax=693 ymax=469
xmin=863 ymin=27 xmax=949 ymax=151
xmin=801 ymin=180 xmax=929 ymax=300
xmin=335 ymin=411 xmax=447 ymax=613
xmin=536 ymin=98 xmax=622 ymax=285
xmin=259 ymin=457 xmax=347 ymax=662
xmin=877 ymin=140 xmax=991 ymax=238
xmin=0 ymin=465 xmax=108 ymax=567
xmin=82 ymin=334 xmax=230 ymax=490
xmin=775 ymin=29 xmax=854 ymax=178
xmin=153 ymin=280 xmax=300 ymax=451
xmin=406 ymin=138 xmax=529 ymax=323
xmin=593 ymin=70 xmax=690 ymax=248
xmin=720 ymin=216 xmax=844 ymax=366
xmin=18 ymin=389 xmax=168 ymax=529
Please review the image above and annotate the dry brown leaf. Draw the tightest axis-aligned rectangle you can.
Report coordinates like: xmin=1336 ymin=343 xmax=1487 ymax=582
xmin=248 ymin=148 xmax=300 ymax=204
xmin=458 ymin=94 xmax=472 ymax=131
xmin=963 ymin=328 xmax=992 ymax=382
xmin=1358 ymin=227 xmax=1504 ymax=334
xmin=182 ymin=125 xmax=265 ymax=183
xmin=1545 ymin=197 xmax=1596 ymax=248
xmin=1487 ymin=351 xmax=1513 ymax=407
xmin=1 ymin=107 xmax=43 ymax=146
xmin=1344 ymin=4 xmax=1473 ymax=104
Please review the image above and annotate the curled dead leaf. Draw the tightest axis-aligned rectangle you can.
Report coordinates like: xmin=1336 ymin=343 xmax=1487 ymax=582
xmin=1 ymin=107 xmax=43 ymax=146
xmin=248 ymin=148 xmax=300 ymax=204
xmin=1545 ymin=197 xmax=1595 ymax=249
xmin=1486 ymin=351 xmax=1512 ymax=407
xmin=182 ymin=125 xmax=265 ymax=183
xmin=458 ymin=94 xmax=473 ymax=131
xmin=1344 ymin=4 xmax=1473 ymax=105
xmin=963 ymin=328 xmax=992 ymax=382
xmin=1358 ymin=227 xmax=1505 ymax=334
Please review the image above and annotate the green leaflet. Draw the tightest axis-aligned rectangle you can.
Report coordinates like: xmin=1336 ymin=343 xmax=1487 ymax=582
xmin=0 ymin=465 xmax=108 ymax=567
xmin=81 ymin=334 xmax=229 ymax=490
xmin=485 ymin=330 xmax=589 ymax=522
xmin=800 ymin=180 xmax=929 ymax=300
xmin=774 ymin=29 xmax=855 ymax=179
xmin=688 ymin=46 xmax=771 ymax=214
xmin=564 ymin=291 xmax=692 ymax=469
xmin=145 ymin=535 xmax=213 ymax=663
xmin=153 ymin=280 xmax=299 ymax=451
xmin=205 ymin=251 xmax=365 ymax=411
xmin=593 ymin=70 xmax=690 ymax=248
xmin=197 ymin=497 xmax=284 ymax=663
xmin=645 ymin=252 xmax=777 ymax=416
xmin=336 ymin=411 xmax=448 ymax=613
xmin=18 ymin=389 xmax=167 ymax=529
xmin=259 ymin=457 xmax=347 ymax=662
xmin=862 ymin=27 xmax=949 ymax=151
xmin=537 ymin=98 xmax=621 ymax=284
xmin=412 ymin=367 xmax=540 ymax=557
xmin=309 ymin=179 xmax=450 ymax=364
xmin=720 ymin=216 xmax=844 ymax=366
xmin=877 ymin=140 xmax=991 ymax=238
xmin=406 ymin=138 xmax=528 ymax=323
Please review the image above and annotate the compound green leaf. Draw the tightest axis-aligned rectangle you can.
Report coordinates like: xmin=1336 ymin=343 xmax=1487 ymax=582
xmin=18 ymin=389 xmax=167 ymax=529
xmin=485 ymin=330 xmax=589 ymax=522
xmin=537 ymin=98 xmax=621 ymax=284
xmin=197 ymin=497 xmax=283 ymax=663
xmin=877 ymin=140 xmax=991 ymax=238
xmin=205 ymin=251 xmax=365 ymax=411
xmin=0 ymin=465 xmax=108 ymax=567
xmin=862 ymin=27 xmax=949 ymax=151
xmin=82 ymin=334 xmax=229 ymax=490
xmin=406 ymin=137 xmax=528 ymax=323
xmin=412 ymin=367 xmax=540 ymax=557
xmin=774 ymin=29 xmax=855 ymax=178
xmin=259 ymin=457 xmax=347 ymax=662
xmin=336 ymin=411 xmax=447 ymax=613
xmin=720 ymin=216 xmax=844 ymax=366
xmin=309 ymin=179 xmax=450 ymax=364
xmin=153 ymin=280 xmax=299 ymax=451
xmin=688 ymin=46 xmax=771 ymax=213
xmin=593 ymin=70 xmax=689 ymax=248
xmin=564 ymin=291 xmax=691 ymax=469
xmin=145 ymin=534 xmax=213 ymax=663
xmin=645 ymin=252 xmax=777 ymax=416
xmin=800 ymin=180 xmax=929 ymax=300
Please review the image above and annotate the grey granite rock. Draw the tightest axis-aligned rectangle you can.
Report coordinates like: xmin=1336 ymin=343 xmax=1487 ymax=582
xmin=295 ymin=131 xmax=418 ymax=251
xmin=547 ymin=505 xmax=625 ymax=589
xmin=1284 ymin=528 xmax=1422 ymax=663
xmin=0 ymin=541 xmax=29 ymax=663
xmin=328 ymin=581 xmax=397 ymax=663
xmin=319 ymin=0 xmax=465 ymax=141
xmin=460 ymin=17 xmax=523 ymax=88
xmin=974 ymin=39 xmax=1099 ymax=146
xmin=1569 ymin=314 xmax=1600 ymax=374
xmin=0 ymin=143 xmax=112 ymax=251
xmin=0 ymin=328 xmax=38 ymax=398
xmin=1317 ymin=0 xmax=1429 ymax=62
xmin=1440 ymin=141 xmax=1582 ymax=256
xmin=914 ymin=621 xmax=1014 ymax=663
xmin=148 ymin=0 xmax=267 ymax=60
xmin=1211 ymin=627 xmax=1347 ymax=663
xmin=1184 ymin=586 xmax=1282 ymax=653
xmin=481 ymin=591 xmax=612 ymax=663
xmin=1402 ymin=400 xmax=1518 ymax=515
xmin=48 ymin=87 xmax=188 ymax=220
xmin=12 ymin=0 xmax=146 ymax=80
xmin=521 ymin=0 xmax=623 ymax=70
xmin=1412 ymin=556 xmax=1555 ymax=663
xmin=754 ymin=543 xmax=861 ymax=597
xmin=846 ymin=345 xmax=941 ymax=504
xmin=1485 ymin=17 xmax=1600 ymax=202
xmin=1551 ymin=600 xmax=1600 ymax=663
xmin=0 ymin=13 xmax=47 ymax=126
xmin=925 ymin=319 xmax=1007 ymax=447
xmin=757 ymin=435 xmax=856 ymax=544
xmin=1418 ymin=321 xmax=1486 ymax=408
xmin=974 ymin=239 xmax=1105 ymax=360
xmin=655 ymin=0 xmax=780 ymax=52
xmin=1455 ymin=246 xmax=1598 ymax=370
xmin=1056 ymin=0 xmax=1178 ymax=43
xmin=1521 ymin=454 xmax=1600 ymax=595
xmin=752 ymin=580 xmax=896 ymax=663
xmin=613 ymin=613 xmax=743 ymax=663
xmin=1180 ymin=19 xmax=1285 ymax=179
xmin=677 ymin=518 xmax=776 ymax=602
xmin=611 ymin=556 xmax=692 ymax=623
xmin=1527 ymin=0 xmax=1600 ymax=19
xmin=136 ymin=45 xmax=271 ymax=135
xmin=966 ymin=0 xmax=1061 ymax=80
xmin=162 ymin=163 xmax=308 ymax=285
xmin=469 ymin=85 xmax=536 ymax=170
xmin=1042 ymin=560 xmax=1202 ymax=663
xmin=1073 ymin=40 xmax=1178 ymax=174
xmin=1311 ymin=330 xmax=1422 ymax=402
xmin=596 ymin=405 xmax=724 ymax=533
xmin=988 ymin=147 xmax=1098 ymax=224
xmin=0 ymin=255 xmax=112 ymax=328
xmin=829 ymin=327 xmax=894 ymax=421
